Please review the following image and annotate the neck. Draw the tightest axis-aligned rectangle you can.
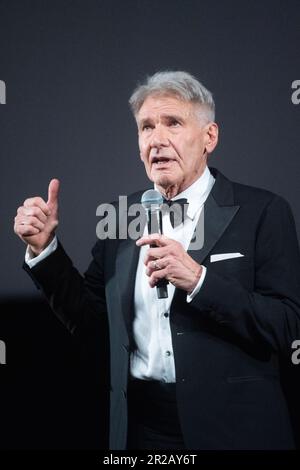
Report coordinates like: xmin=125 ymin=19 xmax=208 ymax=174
xmin=156 ymin=166 xmax=207 ymax=199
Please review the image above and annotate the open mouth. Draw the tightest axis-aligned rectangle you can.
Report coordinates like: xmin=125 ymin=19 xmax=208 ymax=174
xmin=151 ymin=156 xmax=175 ymax=166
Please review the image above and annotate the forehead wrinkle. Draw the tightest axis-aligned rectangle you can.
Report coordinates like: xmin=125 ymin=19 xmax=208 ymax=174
xmin=138 ymin=107 xmax=193 ymax=126
xmin=138 ymin=95 xmax=194 ymax=118
xmin=139 ymin=112 xmax=187 ymax=124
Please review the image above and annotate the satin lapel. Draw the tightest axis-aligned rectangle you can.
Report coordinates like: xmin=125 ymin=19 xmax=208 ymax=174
xmin=116 ymin=238 xmax=140 ymax=338
xmin=115 ymin=192 xmax=146 ymax=339
xmin=187 ymin=191 xmax=240 ymax=266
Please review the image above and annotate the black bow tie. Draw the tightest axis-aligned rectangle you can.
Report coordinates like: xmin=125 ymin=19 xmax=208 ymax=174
xmin=162 ymin=197 xmax=189 ymax=228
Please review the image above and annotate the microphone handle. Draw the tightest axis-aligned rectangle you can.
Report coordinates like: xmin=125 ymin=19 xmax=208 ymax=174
xmin=147 ymin=210 xmax=168 ymax=299
xmin=155 ymin=276 xmax=169 ymax=299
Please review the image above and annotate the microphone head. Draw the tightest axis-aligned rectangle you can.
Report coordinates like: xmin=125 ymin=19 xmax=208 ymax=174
xmin=141 ymin=189 xmax=163 ymax=210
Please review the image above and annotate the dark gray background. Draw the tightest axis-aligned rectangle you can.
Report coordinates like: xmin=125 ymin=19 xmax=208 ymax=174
xmin=1 ymin=0 xmax=299 ymax=298
xmin=0 ymin=0 xmax=300 ymax=451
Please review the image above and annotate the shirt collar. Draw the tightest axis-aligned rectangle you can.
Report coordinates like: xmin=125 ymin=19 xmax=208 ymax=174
xmin=154 ymin=165 xmax=215 ymax=220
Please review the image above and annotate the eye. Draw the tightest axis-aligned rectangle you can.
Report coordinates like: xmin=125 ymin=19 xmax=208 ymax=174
xmin=169 ymin=119 xmax=180 ymax=127
xmin=142 ymin=124 xmax=153 ymax=131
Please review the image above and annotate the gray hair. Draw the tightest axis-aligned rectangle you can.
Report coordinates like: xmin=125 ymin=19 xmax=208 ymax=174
xmin=129 ymin=70 xmax=215 ymax=123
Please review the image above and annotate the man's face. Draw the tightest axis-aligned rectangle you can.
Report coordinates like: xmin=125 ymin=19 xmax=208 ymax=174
xmin=136 ymin=94 xmax=218 ymax=197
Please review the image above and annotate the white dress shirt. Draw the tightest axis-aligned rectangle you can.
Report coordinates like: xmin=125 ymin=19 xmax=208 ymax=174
xmin=25 ymin=166 xmax=215 ymax=384
xmin=130 ymin=166 xmax=215 ymax=382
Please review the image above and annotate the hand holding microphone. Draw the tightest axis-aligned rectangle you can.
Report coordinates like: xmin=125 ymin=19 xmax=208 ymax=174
xmin=138 ymin=190 xmax=202 ymax=296
xmin=141 ymin=189 xmax=169 ymax=299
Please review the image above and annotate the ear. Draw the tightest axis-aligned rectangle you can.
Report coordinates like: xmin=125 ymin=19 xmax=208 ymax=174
xmin=205 ymin=122 xmax=219 ymax=154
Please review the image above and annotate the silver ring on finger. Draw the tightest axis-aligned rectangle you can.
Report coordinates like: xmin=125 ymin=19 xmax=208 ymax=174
xmin=153 ymin=260 xmax=161 ymax=270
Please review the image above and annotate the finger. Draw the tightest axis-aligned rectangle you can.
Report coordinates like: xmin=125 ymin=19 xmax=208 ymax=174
xmin=149 ymin=267 xmax=169 ymax=288
xmin=136 ymin=234 xmax=170 ymax=247
xmin=16 ymin=224 xmax=40 ymax=237
xmin=17 ymin=215 xmax=45 ymax=231
xmin=18 ymin=206 xmax=48 ymax=223
xmin=145 ymin=260 xmax=159 ymax=276
xmin=146 ymin=255 xmax=175 ymax=276
xmin=47 ymin=178 xmax=60 ymax=206
xmin=144 ymin=246 xmax=168 ymax=265
xmin=23 ymin=197 xmax=51 ymax=216
xmin=145 ymin=259 xmax=165 ymax=276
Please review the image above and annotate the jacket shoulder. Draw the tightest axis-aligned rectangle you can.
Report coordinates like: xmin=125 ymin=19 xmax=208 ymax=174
xmin=231 ymin=180 xmax=290 ymax=210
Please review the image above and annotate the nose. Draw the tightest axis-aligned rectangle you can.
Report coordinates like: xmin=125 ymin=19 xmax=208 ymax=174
xmin=150 ymin=124 xmax=169 ymax=149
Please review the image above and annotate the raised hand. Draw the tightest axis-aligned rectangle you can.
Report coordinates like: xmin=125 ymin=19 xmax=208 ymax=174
xmin=14 ymin=179 xmax=60 ymax=256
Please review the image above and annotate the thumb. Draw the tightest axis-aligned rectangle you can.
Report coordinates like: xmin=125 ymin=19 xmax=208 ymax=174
xmin=47 ymin=178 xmax=60 ymax=207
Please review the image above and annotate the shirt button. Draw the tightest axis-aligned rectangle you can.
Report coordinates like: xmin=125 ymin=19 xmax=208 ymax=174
xmin=165 ymin=351 xmax=171 ymax=357
xmin=164 ymin=312 xmax=169 ymax=318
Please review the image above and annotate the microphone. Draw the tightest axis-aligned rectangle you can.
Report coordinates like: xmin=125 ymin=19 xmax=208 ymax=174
xmin=141 ymin=190 xmax=168 ymax=299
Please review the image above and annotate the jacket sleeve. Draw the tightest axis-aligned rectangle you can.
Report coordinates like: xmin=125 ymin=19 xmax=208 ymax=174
xmin=190 ymin=195 xmax=300 ymax=356
xmin=23 ymin=239 xmax=107 ymax=337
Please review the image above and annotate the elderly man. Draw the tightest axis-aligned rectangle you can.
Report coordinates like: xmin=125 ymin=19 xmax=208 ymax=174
xmin=14 ymin=71 xmax=300 ymax=450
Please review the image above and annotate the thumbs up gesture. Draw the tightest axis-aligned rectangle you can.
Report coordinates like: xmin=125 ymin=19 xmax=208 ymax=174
xmin=14 ymin=179 xmax=60 ymax=256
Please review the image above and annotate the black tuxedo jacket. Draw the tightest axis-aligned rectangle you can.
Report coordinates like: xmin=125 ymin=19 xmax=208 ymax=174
xmin=24 ymin=167 xmax=300 ymax=449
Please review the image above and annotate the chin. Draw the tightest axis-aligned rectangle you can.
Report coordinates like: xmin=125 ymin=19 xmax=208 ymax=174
xmin=153 ymin=174 xmax=175 ymax=188
xmin=150 ymin=169 xmax=175 ymax=185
